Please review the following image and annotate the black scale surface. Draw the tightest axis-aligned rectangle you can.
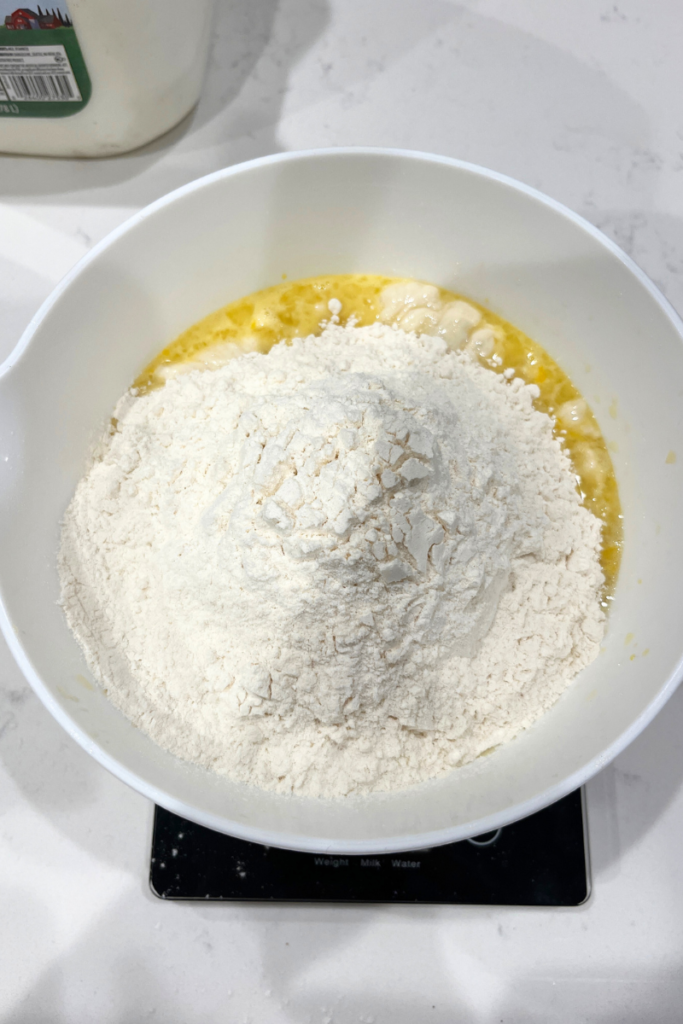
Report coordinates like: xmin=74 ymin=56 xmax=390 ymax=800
xmin=150 ymin=788 xmax=589 ymax=906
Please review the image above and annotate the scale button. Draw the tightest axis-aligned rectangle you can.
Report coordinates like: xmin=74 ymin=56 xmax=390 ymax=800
xmin=467 ymin=828 xmax=503 ymax=847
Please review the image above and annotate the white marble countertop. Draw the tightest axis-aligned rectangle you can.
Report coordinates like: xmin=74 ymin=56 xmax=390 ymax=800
xmin=2 ymin=1 xmax=683 ymax=1020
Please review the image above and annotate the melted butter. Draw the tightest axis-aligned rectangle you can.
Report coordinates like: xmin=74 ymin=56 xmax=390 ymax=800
xmin=135 ymin=274 xmax=622 ymax=593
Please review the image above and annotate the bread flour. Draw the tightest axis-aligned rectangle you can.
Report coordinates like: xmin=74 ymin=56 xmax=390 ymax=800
xmin=59 ymin=322 xmax=605 ymax=797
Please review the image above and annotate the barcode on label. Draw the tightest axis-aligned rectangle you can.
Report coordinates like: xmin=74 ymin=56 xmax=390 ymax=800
xmin=1 ymin=72 xmax=75 ymax=101
xmin=0 ymin=45 xmax=82 ymax=102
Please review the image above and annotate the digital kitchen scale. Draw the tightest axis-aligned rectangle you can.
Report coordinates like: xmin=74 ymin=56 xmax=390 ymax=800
xmin=150 ymin=788 xmax=589 ymax=906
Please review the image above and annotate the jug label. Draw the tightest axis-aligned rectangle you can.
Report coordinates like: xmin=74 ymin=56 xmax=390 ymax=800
xmin=0 ymin=3 xmax=90 ymax=117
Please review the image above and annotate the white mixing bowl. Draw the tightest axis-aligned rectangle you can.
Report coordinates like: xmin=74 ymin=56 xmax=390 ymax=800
xmin=1 ymin=149 xmax=683 ymax=854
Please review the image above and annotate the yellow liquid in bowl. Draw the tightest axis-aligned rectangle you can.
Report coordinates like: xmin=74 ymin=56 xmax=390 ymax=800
xmin=136 ymin=274 xmax=622 ymax=596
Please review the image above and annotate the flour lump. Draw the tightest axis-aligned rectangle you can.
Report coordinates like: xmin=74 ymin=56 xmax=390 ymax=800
xmin=59 ymin=322 xmax=605 ymax=797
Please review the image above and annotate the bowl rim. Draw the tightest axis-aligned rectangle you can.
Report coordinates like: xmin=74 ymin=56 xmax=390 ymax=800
xmin=2 ymin=145 xmax=683 ymax=854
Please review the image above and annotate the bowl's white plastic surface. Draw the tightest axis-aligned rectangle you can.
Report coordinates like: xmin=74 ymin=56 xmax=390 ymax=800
xmin=1 ymin=149 xmax=683 ymax=854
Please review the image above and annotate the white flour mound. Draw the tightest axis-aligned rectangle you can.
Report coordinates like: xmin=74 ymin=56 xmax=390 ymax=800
xmin=59 ymin=322 xmax=605 ymax=797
